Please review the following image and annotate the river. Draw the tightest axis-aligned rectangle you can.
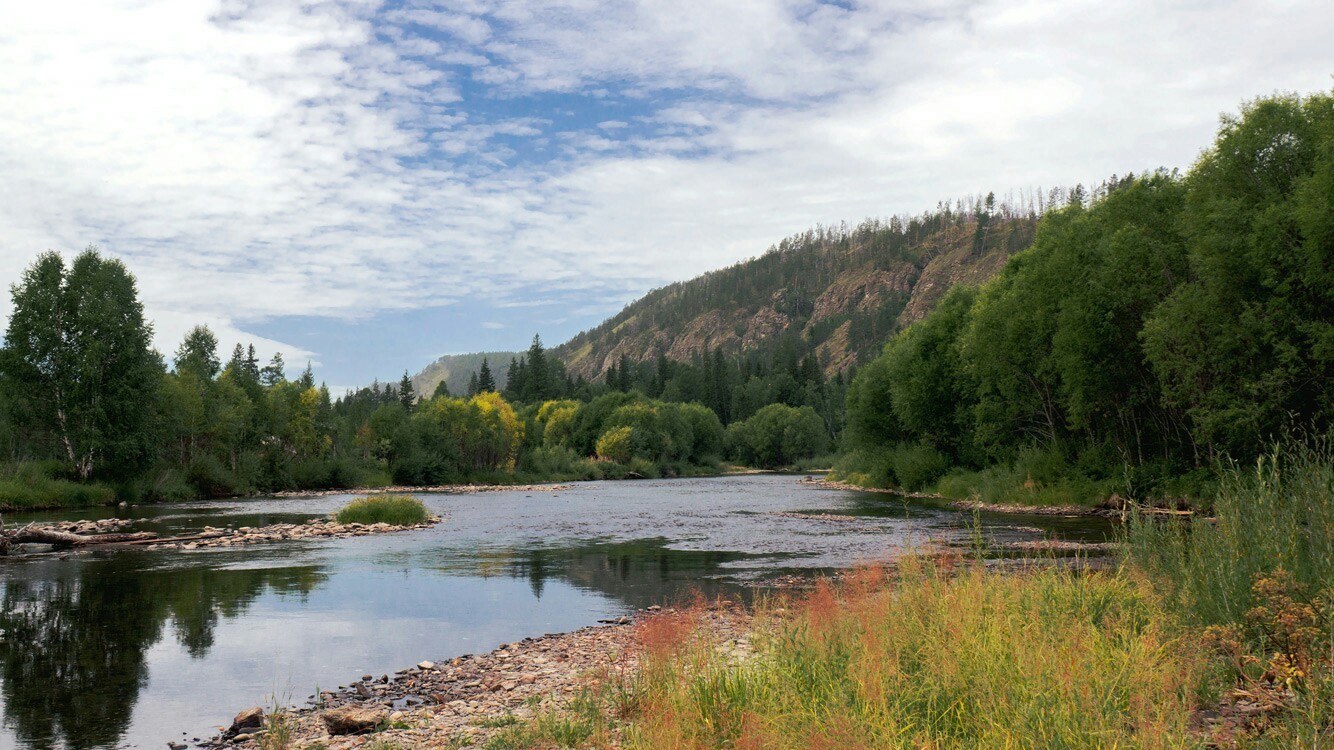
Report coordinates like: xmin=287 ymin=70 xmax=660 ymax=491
xmin=0 ymin=475 xmax=1113 ymax=750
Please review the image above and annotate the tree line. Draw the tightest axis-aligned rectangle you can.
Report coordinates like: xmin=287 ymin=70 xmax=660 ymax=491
xmin=0 ymin=275 xmax=835 ymax=506
xmin=841 ymin=92 xmax=1332 ymax=504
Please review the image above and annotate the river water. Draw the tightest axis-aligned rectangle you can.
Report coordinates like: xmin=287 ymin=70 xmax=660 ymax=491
xmin=0 ymin=475 xmax=1113 ymax=750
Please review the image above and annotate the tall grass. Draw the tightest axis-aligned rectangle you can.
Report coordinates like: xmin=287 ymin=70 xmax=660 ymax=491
xmin=1128 ymin=440 xmax=1333 ymax=628
xmin=334 ymin=494 xmax=430 ymax=525
xmin=623 ymin=561 xmax=1204 ymax=749
xmin=0 ymin=461 xmax=116 ymax=511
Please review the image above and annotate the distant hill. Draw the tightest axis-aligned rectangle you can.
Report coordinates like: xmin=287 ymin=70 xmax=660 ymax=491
xmin=410 ymin=350 xmax=520 ymax=399
xmin=414 ymin=202 xmax=1041 ymax=392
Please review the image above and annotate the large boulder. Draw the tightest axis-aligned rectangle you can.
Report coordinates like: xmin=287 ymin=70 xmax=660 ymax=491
xmin=322 ymin=706 xmax=387 ymax=735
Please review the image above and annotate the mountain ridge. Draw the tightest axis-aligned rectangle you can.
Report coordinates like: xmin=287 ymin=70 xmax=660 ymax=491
xmin=414 ymin=203 xmax=1039 ymax=398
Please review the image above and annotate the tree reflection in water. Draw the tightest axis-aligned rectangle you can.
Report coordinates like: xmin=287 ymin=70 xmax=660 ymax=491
xmin=0 ymin=555 xmax=325 ymax=750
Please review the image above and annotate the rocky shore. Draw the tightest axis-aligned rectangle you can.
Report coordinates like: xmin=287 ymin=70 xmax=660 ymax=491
xmin=198 ymin=603 xmax=751 ymax=749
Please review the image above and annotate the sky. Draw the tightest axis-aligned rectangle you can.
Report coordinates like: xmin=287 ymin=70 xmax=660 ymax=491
xmin=1 ymin=0 xmax=1330 ymax=392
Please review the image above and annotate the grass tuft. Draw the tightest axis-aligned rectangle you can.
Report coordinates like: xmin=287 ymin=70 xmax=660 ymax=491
xmin=334 ymin=494 xmax=429 ymax=526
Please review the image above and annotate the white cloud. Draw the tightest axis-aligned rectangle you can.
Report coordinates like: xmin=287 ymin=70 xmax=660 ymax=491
xmin=150 ymin=309 xmax=317 ymax=374
xmin=1 ymin=0 xmax=1331 ymax=375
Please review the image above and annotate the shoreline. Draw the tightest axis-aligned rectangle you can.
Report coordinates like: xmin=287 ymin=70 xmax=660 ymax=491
xmin=3 ymin=467 xmax=784 ymax=514
xmin=807 ymin=477 xmax=1126 ymax=517
xmin=201 ymin=603 xmax=751 ymax=749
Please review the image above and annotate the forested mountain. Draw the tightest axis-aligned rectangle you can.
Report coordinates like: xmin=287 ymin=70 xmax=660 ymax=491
xmin=419 ymin=192 xmax=1091 ymax=397
xmin=553 ymin=204 xmax=1039 ymax=381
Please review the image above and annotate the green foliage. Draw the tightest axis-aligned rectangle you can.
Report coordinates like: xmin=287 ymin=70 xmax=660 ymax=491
xmin=1142 ymin=93 xmax=1334 ymax=457
xmin=0 ymin=461 xmax=116 ymax=511
xmin=0 ymin=247 xmax=162 ymax=481
xmin=726 ymin=403 xmax=829 ymax=469
xmin=334 ymin=494 xmax=429 ymax=526
xmin=886 ymin=442 xmax=950 ymax=491
xmin=842 ymin=92 xmax=1333 ymax=502
xmin=595 ymin=426 xmax=634 ymax=464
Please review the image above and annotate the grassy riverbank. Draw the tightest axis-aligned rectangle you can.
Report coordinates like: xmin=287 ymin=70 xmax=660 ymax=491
xmin=0 ymin=461 xmax=116 ymax=512
xmin=485 ymin=444 xmax=1332 ymax=749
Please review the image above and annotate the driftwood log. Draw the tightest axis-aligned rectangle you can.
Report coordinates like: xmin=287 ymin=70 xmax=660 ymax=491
xmin=0 ymin=515 xmax=157 ymax=555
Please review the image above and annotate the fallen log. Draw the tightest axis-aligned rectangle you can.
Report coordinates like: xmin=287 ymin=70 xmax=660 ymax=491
xmin=5 ymin=526 xmax=158 ymax=548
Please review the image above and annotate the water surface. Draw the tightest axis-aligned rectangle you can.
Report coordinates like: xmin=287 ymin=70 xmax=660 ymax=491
xmin=0 ymin=475 xmax=1113 ymax=750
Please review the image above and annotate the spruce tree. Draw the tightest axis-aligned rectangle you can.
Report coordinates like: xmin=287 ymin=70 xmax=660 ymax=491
xmin=522 ymin=335 xmax=549 ymax=402
xmin=432 ymin=379 xmax=451 ymax=399
xmin=245 ymin=344 xmax=260 ymax=381
xmin=477 ymin=358 xmax=496 ymax=393
xmin=399 ymin=370 xmax=416 ymax=409
xmin=229 ymin=343 xmax=247 ymax=374
xmin=504 ymin=358 xmax=525 ymax=401
xmin=467 ymin=371 xmax=479 ymax=397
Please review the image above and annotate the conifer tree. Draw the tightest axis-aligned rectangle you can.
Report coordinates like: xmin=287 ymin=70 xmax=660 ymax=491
xmin=399 ymin=370 xmax=416 ymax=409
xmin=261 ymin=353 xmax=286 ymax=386
xmin=522 ymin=335 xmax=549 ymax=402
xmin=478 ymin=358 xmax=497 ymax=393
xmin=229 ymin=343 xmax=247 ymax=374
xmin=467 ymin=371 xmax=479 ymax=397
xmin=245 ymin=344 xmax=260 ymax=381
xmin=432 ymin=380 xmax=451 ymax=399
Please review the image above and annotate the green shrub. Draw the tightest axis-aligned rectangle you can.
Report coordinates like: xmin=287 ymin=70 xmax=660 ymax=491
xmin=831 ymin=447 xmax=895 ymax=488
xmin=187 ymin=454 xmax=247 ymax=498
xmin=143 ymin=467 xmax=198 ymax=502
xmin=792 ymin=454 xmax=836 ymax=472
xmin=595 ymin=426 xmax=634 ymax=464
xmin=888 ymin=442 xmax=950 ymax=491
xmin=335 ymin=494 xmax=430 ymax=526
xmin=727 ymin=404 xmax=829 ymax=469
xmin=1013 ymin=444 xmax=1069 ymax=486
xmin=520 ymin=445 xmax=603 ymax=481
xmin=934 ymin=462 xmax=1116 ymax=507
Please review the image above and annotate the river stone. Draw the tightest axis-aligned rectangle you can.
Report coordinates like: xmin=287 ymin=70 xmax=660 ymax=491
xmin=228 ymin=707 xmax=264 ymax=735
xmin=322 ymin=706 xmax=386 ymax=735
